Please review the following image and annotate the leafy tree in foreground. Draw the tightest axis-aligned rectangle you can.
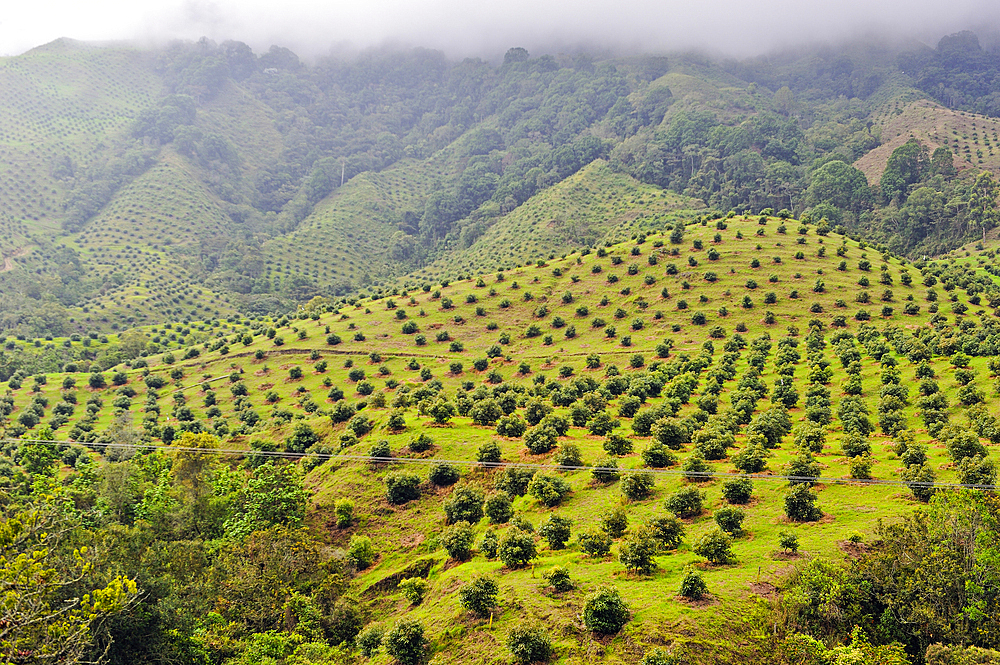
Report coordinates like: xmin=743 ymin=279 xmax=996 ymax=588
xmin=0 ymin=502 xmax=139 ymax=665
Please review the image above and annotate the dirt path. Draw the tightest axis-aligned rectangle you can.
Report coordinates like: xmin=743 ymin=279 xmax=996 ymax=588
xmin=0 ymin=247 xmax=29 ymax=273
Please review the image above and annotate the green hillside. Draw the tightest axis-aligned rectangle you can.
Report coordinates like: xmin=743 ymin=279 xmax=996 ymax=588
xmin=419 ymin=160 xmax=705 ymax=280
xmin=4 ymin=214 xmax=1000 ymax=664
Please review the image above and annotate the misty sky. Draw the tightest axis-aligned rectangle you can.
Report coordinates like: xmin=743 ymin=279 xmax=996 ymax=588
xmin=2 ymin=0 xmax=1000 ymax=59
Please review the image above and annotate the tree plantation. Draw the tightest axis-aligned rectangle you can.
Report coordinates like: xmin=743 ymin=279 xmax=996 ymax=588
xmin=7 ymin=28 xmax=1000 ymax=665
xmin=4 ymin=214 xmax=1000 ymax=664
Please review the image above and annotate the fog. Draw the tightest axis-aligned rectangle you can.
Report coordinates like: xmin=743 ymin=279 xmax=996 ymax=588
xmin=2 ymin=0 xmax=1000 ymax=60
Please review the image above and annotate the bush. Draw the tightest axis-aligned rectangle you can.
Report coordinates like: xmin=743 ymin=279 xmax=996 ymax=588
xmin=459 ymin=575 xmax=499 ymax=618
xmin=440 ymin=521 xmax=475 ymax=560
xmin=443 ymin=486 xmax=485 ymax=524
xmin=506 ymin=626 xmax=553 ymax=665
xmin=477 ymin=441 xmax=503 ymax=465
xmin=479 ymin=529 xmax=500 ymax=558
xmin=347 ymin=535 xmax=377 ymax=569
xmin=544 ymin=565 xmax=573 ymax=592
xmin=620 ymin=472 xmax=656 ymax=500
xmin=285 ymin=422 xmax=319 ymax=453
xmin=732 ymin=440 xmax=769 ymax=473
xmin=693 ymin=528 xmax=735 ymax=564
xmin=383 ymin=619 xmax=428 ymax=665
xmin=956 ymin=455 xmax=997 ymax=487
xmin=603 ymin=433 xmax=633 ymax=455
xmin=778 ymin=530 xmax=799 ymax=554
xmin=618 ymin=530 xmax=658 ymax=574
xmin=679 ymin=570 xmax=708 ymax=600
xmin=538 ymin=515 xmax=573 ymax=549
xmin=484 ymin=492 xmax=513 ymax=524
xmin=498 ymin=528 xmax=537 ymax=568
xmin=527 ymin=474 xmax=571 ymax=506
xmin=495 ymin=467 xmax=536 ymax=496
xmin=784 ymin=484 xmax=822 ymax=521
xmin=682 ymin=452 xmax=713 ymax=481
xmin=398 ymin=577 xmax=429 ymax=605
xmin=385 ymin=472 xmax=421 ymax=504
xmin=721 ymin=477 xmax=753 ymax=504
xmin=578 ymin=528 xmax=613 ymax=557
xmin=592 ymin=456 xmax=620 ymax=483
xmin=428 ymin=462 xmax=460 ymax=486
xmin=600 ymin=506 xmax=629 ymax=538
xmin=356 ymin=624 xmax=385 ymax=657
xmin=641 ymin=441 xmax=678 ymax=468
xmin=664 ymin=487 xmax=703 ymax=518
xmin=714 ymin=506 xmax=746 ymax=535
xmin=841 ymin=431 xmax=871 ymax=458
xmin=583 ymin=586 xmax=631 ymax=634
xmin=554 ymin=443 xmax=584 ymax=469
xmin=335 ymin=499 xmax=354 ymax=528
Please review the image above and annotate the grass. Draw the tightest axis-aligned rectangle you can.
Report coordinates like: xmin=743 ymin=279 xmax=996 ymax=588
xmin=3 ymin=214 xmax=997 ymax=662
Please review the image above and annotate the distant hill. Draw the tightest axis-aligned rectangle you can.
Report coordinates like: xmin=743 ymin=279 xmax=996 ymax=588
xmin=4 ymin=34 xmax=1000 ymax=338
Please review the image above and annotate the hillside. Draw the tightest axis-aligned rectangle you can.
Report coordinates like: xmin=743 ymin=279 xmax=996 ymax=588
xmin=4 ymin=214 xmax=1000 ymax=664
xmin=6 ymin=35 xmax=1000 ymax=337
xmin=855 ymin=98 xmax=1000 ymax=185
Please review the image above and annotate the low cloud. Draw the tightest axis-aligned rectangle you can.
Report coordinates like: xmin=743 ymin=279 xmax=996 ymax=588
xmin=3 ymin=0 xmax=1000 ymax=59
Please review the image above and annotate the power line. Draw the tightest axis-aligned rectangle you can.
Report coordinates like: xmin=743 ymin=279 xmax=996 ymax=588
xmin=5 ymin=437 xmax=990 ymax=490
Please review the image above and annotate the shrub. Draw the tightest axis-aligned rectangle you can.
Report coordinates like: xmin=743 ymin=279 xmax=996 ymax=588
xmin=578 ymin=528 xmax=613 ymax=557
xmin=544 ymin=566 xmax=573 ymax=592
xmin=506 ymin=626 xmax=553 ymax=665
xmin=679 ymin=570 xmax=708 ymax=600
xmin=693 ymin=528 xmax=735 ymax=564
xmin=347 ymin=535 xmax=376 ymax=569
xmin=778 ymin=531 xmax=799 ymax=554
xmin=538 ymin=515 xmax=573 ymax=549
xmin=527 ymin=474 xmax=571 ymax=506
xmin=356 ymin=624 xmax=385 ymax=657
xmin=583 ymin=586 xmax=631 ymax=634
xmin=598 ymin=506 xmax=628 ymax=538
xmin=682 ymin=453 xmax=712 ymax=481
xmin=620 ymin=472 xmax=656 ymax=500
xmin=554 ymin=443 xmax=584 ymax=469
xmin=459 ymin=575 xmax=499 ymax=618
xmin=732 ymin=440 xmax=769 ymax=473
xmin=477 ymin=441 xmax=503 ymax=465
xmin=428 ymin=462 xmax=460 ymax=486
xmin=398 ymin=578 xmax=429 ymax=605
xmin=524 ymin=424 xmax=558 ymax=454
xmin=335 ymin=499 xmax=354 ymax=528
xmin=664 ymin=487 xmax=703 ymax=518
xmin=385 ymin=472 xmax=421 ymax=504
xmin=840 ymin=432 xmax=872 ymax=457
xmin=484 ymin=492 xmax=513 ymax=524
xmin=714 ymin=506 xmax=746 ymax=535
xmin=721 ymin=477 xmax=753 ymax=504
xmin=498 ymin=528 xmax=537 ymax=568
xmin=618 ymin=530 xmax=658 ymax=574
xmin=956 ymin=455 xmax=997 ymax=487
xmin=901 ymin=463 xmax=936 ymax=501
xmin=641 ymin=441 xmax=678 ymax=468
xmin=495 ymin=467 xmax=536 ymax=496
xmin=784 ymin=484 xmax=822 ymax=521
xmin=444 ymin=486 xmax=485 ymax=524
xmin=603 ymin=433 xmax=633 ymax=455
xmin=383 ymin=619 xmax=428 ymax=665
xmin=592 ymin=456 xmax=621 ymax=483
